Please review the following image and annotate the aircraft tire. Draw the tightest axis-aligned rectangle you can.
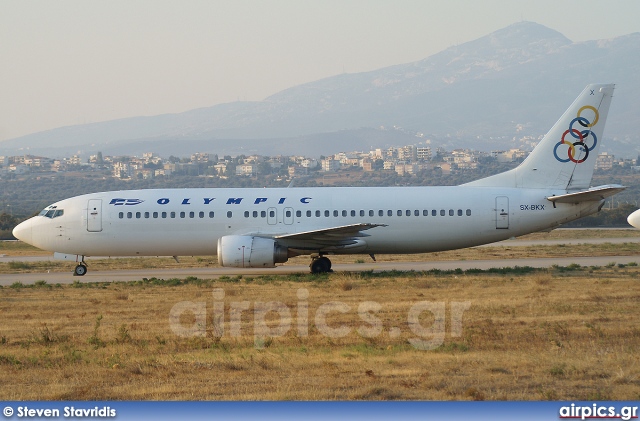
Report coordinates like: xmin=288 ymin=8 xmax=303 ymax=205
xmin=74 ymin=264 xmax=87 ymax=276
xmin=310 ymin=257 xmax=332 ymax=273
xmin=321 ymin=256 xmax=332 ymax=270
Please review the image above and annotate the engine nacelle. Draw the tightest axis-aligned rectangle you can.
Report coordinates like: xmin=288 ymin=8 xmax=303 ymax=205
xmin=217 ymin=235 xmax=289 ymax=268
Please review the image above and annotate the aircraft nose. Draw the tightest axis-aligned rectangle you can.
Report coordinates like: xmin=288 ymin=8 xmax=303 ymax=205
xmin=12 ymin=219 xmax=33 ymax=244
xmin=628 ymin=209 xmax=640 ymax=229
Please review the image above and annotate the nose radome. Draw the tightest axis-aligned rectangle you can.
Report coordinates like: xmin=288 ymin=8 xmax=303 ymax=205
xmin=628 ymin=209 xmax=640 ymax=229
xmin=12 ymin=219 xmax=33 ymax=245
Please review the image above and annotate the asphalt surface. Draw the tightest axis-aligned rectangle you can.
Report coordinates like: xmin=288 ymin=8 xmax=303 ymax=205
xmin=1 ymin=235 xmax=639 ymax=285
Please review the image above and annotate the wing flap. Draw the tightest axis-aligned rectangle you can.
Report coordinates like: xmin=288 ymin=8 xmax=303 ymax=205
xmin=546 ymin=185 xmax=626 ymax=204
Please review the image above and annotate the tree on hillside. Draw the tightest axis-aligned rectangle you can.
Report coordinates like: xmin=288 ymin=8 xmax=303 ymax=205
xmin=0 ymin=212 xmax=17 ymax=231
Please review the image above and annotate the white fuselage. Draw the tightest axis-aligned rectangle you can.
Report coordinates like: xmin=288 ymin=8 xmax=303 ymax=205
xmin=15 ymin=186 xmax=601 ymax=258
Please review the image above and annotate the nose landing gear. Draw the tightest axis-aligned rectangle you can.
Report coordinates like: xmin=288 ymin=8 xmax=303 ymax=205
xmin=73 ymin=256 xmax=87 ymax=276
xmin=74 ymin=264 xmax=87 ymax=276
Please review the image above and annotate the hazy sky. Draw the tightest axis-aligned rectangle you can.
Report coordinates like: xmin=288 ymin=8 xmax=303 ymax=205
xmin=1 ymin=0 xmax=639 ymax=141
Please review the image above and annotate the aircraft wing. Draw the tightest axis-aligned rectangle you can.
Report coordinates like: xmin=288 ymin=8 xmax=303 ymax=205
xmin=269 ymin=223 xmax=387 ymax=250
xmin=546 ymin=185 xmax=626 ymax=204
xmin=275 ymin=223 xmax=387 ymax=241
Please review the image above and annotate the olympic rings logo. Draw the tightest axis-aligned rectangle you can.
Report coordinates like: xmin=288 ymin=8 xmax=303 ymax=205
xmin=553 ymin=105 xmax=599 ymax=163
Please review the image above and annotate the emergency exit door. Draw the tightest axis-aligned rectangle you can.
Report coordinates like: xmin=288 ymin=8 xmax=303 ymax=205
xmin=87 ymin=199 xmax=102 ymax=232
xmin=267 ymin=207 xmax=277 ymax=225
xmin=496 ymin=196 xmax=509 ymax=229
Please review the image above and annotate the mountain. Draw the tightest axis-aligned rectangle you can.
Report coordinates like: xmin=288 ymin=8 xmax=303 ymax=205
xmin=2 ymin=21 xmax=639 ymax=158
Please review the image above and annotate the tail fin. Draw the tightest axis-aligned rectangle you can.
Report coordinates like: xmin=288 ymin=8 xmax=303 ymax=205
xmin=464 ymin=83 xmax=615 ymax=190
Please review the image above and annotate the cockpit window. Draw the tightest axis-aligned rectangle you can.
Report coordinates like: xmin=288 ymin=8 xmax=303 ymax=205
xmin=39 ymin=206 xmax=64 ymax=219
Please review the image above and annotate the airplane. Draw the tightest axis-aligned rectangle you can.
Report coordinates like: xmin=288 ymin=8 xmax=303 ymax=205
xmin=628 ymin=209 xmax=640 ymax=228
xmin=12 ymin=83 xmax=625 ymax=276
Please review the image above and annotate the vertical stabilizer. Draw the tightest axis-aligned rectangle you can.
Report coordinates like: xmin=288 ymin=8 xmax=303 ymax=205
xmin=464 ymin=84 xmax=614 ymax=190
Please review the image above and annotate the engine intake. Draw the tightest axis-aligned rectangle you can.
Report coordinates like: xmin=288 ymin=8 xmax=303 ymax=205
xmin=217 ymin=235 xmax=289 ymax=268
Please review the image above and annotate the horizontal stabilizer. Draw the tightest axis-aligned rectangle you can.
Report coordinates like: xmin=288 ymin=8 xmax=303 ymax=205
xmin=546 ymin=185 xmax=626 ymax=204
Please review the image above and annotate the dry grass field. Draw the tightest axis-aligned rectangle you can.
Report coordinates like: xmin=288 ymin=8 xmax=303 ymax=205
xmin=1 ymin=263 xmax=639 ymax=400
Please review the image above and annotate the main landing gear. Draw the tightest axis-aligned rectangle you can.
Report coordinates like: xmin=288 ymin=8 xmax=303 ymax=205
xmin=310 ymin=255 xmax=332 ymax=274
xmin=73 ymin=256 xmax=87 ymax=276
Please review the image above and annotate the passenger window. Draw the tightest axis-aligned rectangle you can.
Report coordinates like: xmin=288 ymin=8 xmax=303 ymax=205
xmin=440 ymin=210 xmax=445 ymax=216
xmin=379 ymin=210 xmax=384 ymax=217
xmin=244 ymin=211 xmax=250 ymax=218
xmin=458 ymin=209 xmax=463 ymax=216
xmin=387 ymin=210 xmax=392 ymax=217
xmin=119 ymin=212 xmax=124 ymax=219
xmin=334 ymin=210 xmax=339 ymax=217
xmin=369 ymin=210 xmax=374 ymax=217
xmin=227 ymin=211 xmax=233 ymax=218
xmin=154 ymin=212 xmax=159 ymax=218
xmin=325 ymin=210 xmax=330 ymax=217
xmin=199 ymin=211 xmax=204 ymax=218
xmin=307 ymin=210 xmax=312 ymax=217
xmin=449 ymin=209 xmax=454 ymax=216
xmin=432 ymin=210 xmax=437 ymax=216
xmin=136 ymin=212 xmax=141 ymax=219
xmin=127 ymin=212 xmax=133 ymax=219
xmin=190 ymin=212 xmax=195 ymax=218
xmin=170 ymin=212 xmax=176 ymax=218
xmin=253 ymin=211 xmax=258 ymax=218
xmin=286 ymin=210 xmax=292 ymax=217
xmin=423 ymin=210 xmax=428 ymax=216
xmin=144 ymin=212 xmax=150 ymax=218
xmin=406 ymin=210 xmax=411 ymax=217
xmin=316 ymin=210 xmax=321 ymax=217
xmin=180 ymin=212 xmax=186 ymax=218
xmin=261 ymin=211 xmax=266 ymax=218
xmin=209 ymin=211 xmax=215 ymax=218
xmin=162 ymin=212 xmax=167 ymax=218
xmin=466 ymin=209 xmax=471 ymax=216
xmin=269 ymin=210 xmax=275 ymax=218
xmin=397 ymin=210 xmax=402 ymax=216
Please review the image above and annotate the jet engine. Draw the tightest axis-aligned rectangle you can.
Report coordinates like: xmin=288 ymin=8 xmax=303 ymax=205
xmin=217 ymin=235 xmax=289 ymax=268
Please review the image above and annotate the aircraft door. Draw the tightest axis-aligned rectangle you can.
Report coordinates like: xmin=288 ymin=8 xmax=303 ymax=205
xmin=496 ymin=196 xmax=509 ymax=229
xmin=284 ymin=207 xmax=294 ymax=225
xmin=267 ymin=207 xmax=277 ymax=225
xmin=87 ymin=199 xmax=103 ymax=232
